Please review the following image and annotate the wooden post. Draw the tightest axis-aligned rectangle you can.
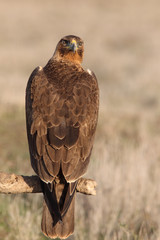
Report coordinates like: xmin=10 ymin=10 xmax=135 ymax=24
xmin=0 ymin=172 xmax=97 ymax=195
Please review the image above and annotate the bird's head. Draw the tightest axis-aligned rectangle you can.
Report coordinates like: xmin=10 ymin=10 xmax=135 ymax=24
xmin=53 ymin=35 xmax=84 ymax=64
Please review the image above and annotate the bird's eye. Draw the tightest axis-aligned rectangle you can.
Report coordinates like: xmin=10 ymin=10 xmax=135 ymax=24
xmin=78 ymin=42 xmax=83 ymax=47
xmin=61 ymin=40 xmax=69 ymax=45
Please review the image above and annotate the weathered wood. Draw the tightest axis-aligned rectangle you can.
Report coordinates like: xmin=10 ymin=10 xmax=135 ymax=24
xmin=0 ymin=172 xmax=97 ymax=195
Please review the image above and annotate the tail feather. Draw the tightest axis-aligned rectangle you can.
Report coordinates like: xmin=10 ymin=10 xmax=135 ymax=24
xmin=41 ymin=180 xmax=77 ymax=239
xmin=42 ymin=195 xmax=75 ymax=239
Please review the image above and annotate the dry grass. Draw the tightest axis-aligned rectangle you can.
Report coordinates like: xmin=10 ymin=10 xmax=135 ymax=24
xmin=1 ymin=0 xmax=160 ymax=239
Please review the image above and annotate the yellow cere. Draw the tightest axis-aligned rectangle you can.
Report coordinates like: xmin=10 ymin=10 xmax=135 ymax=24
xmin=71 ymin=39 xmax=78 ymax=50
xmin=71 ymin=39 xmax=77 ymax=44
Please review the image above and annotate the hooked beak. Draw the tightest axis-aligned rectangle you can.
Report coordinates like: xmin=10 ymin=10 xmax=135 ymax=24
xmin=70 ymin=39 xmax=78 ymax=53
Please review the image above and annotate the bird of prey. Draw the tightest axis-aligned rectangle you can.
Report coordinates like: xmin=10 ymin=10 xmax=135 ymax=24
xmin=25 ymin=35 xmax=99 ymax=239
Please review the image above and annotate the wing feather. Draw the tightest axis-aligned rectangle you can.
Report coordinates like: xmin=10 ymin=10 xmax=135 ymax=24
xmin=48 ymin=127 xmax=64 ymax=149
xmin=64 ymin=127 xmax=79 ymax=148
xmin=43 ymin=146 xmax=60 ymax=176
xmin=26 ymin=62 xmax=99 ymax=184
xmin=53 ymin=122 xmax=66 ymax=139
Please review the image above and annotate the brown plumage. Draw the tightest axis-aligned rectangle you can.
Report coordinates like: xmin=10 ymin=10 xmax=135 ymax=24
xmin=25 ymin=35 xmax=99 ymax=239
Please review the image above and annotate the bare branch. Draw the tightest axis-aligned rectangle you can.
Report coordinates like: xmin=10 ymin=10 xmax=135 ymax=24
xmin=0 ymin=172 xmax=96 ymax=195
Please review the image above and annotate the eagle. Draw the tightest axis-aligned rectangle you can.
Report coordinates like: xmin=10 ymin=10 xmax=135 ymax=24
xmin=25 ymin=35 xmax=99 ymax=239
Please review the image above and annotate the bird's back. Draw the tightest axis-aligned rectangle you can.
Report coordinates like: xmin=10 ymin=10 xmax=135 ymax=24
xmin=25 ymin=35 xmax=99 ymax=239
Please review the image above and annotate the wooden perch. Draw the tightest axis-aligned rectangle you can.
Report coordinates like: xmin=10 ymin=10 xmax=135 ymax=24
xmin=0 ymin=172 xmax=97 ymax=195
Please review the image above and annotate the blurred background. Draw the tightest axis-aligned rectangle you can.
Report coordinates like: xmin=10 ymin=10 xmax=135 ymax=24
xmin=1 ymin=0 xmax=160 ymax=239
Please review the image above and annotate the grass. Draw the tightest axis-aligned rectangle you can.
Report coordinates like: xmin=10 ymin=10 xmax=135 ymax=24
xmin=1 ymin=103 xmax=160 ymax=240
xmin=1 ymin=0 xmax=160 ymax=239
xmin=0 ymin=107 xmax=30 ymax=174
